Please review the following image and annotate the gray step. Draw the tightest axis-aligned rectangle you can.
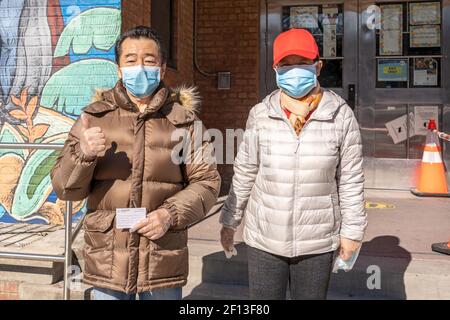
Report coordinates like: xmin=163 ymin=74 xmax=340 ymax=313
xmin=18 ymin=280 xmax=92 ymax=300
xmin=183 ymin=277 xmax=382 ymax=300
xmin=0 ymin=224 xmax=67 ymax=285
xmin=329 ymin=255 xmax=450 ymax=300
xmin=189 ymin=241 xmax=249 ymax=286
xmin=183 ymin=281 xmax=249 ymax=300
xmin=187 ymin=239 xmax=450 ymax=300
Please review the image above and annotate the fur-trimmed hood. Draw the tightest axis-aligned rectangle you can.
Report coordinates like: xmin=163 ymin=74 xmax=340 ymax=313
xmin=169 ymin=85 xmax=201 ymax=114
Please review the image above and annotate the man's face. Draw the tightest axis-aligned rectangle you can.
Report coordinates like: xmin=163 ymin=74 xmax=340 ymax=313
xmin=275 ymin=55 xmax=323 ymax=76
xmin=117 ymin=37 xmax=166 ymax=80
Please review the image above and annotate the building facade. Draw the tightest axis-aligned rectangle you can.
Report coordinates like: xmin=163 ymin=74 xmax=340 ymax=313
xmin=0 ymin=0 xmax=448 ymax=225
xmin=126 ymin=0 xmax=450 ymax=192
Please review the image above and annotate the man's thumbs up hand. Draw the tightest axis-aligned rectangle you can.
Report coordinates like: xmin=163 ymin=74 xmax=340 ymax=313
xmin=79 ymin=113 xmax=106 ymax=160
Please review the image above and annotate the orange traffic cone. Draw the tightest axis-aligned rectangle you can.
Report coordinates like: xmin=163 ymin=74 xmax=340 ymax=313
xmin=411 ymin=119 xmax=450 ymax=197
xmin=432 ymin=238 xmax=450 ymax=255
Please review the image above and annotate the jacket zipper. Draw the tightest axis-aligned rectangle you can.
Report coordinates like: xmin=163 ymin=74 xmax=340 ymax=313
xmin=278 ymin=114 xmax=314 ymax=256
xmin=295 ymin=119 xmax=314 ymax=256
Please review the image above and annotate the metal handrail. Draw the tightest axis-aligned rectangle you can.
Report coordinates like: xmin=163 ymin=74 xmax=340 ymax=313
xmin=0 ymin=142 xmax=76 ymax=300
xmin=0 ymin=143 xmax=65 ymax=151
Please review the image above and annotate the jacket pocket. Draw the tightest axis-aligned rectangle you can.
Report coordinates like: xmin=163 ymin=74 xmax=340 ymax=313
xmin=148 ymin=246 xmax=188 ymax=281
xmin=151 ymin=230 xmax=187 ymax=251
xmin=330 ymin=195 xmax=341 ymax=233
xmin=83 ymin=210 xmax=115 ymax=279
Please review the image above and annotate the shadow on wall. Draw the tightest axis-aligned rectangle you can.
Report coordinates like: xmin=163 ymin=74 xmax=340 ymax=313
xmin=329 ymin=236 xmax=411 ymax=300
xmin=184 ymin=236 xmax=412 ymax=300
xmin=184 ymin=242 xmax=249 ymax=300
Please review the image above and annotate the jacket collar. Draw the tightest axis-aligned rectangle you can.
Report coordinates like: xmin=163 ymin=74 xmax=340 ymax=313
xmin=85 ymin=81 xmax=168 ymax=114
xmin=111 ymin=81 xmax=169 ymax=116
xmin=84 ymin=81 xmax=201 ymax=126
xmin=266 ymin=89 xmax=344 ymax=121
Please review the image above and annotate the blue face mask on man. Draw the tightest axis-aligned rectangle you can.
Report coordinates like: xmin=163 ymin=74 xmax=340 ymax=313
xmin=121 ymin=65 xmax=161 ymax=98
xmin=275 ymin=63 xmax=318 ymax=99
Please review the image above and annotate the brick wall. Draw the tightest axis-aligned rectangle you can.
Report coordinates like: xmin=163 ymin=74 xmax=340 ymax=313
xmin=122 ymin=0 xmax=194 ymax=87
xmin=0 ymin=280 xmax=19 ymax=300
xmin=193 ymin=0 xmax=260 ymax=193
xmin=117 ymin=0 xmax=261 ymax=193
xmin=164 ymin=0 xmax=195 ymax=87
xmin=121 ymin=0 xmax=151 ymax=31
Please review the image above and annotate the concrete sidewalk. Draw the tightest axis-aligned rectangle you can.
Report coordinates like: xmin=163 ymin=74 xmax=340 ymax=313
xmin=0 ymin=189 xmax=448 ymax=299
xmin=185 ymin=189 xmax=450 ymax=300
xmin=189 ymin=189 xmax=450 ymax=255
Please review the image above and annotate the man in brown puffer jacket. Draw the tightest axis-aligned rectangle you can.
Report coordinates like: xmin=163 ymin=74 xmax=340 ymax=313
xmin=50 ymin=26 xmax=221 ymax=300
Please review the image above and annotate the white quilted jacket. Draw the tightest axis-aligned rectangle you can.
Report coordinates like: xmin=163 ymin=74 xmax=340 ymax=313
xmin=220 ymin=89 xmax=367 ymax=257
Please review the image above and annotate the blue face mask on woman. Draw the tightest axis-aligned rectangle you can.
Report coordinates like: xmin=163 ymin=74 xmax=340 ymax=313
xmin=275 ymin=63 xmax=318 ymax=99
xmin=121 ymin=65 xmax=161 ymax=98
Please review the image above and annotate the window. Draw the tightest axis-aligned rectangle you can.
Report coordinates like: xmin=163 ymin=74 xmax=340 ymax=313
xmin=151 ymin=0 xmax=178 ymax=69
xmin=375 ymin=1 xmax=442 ymax=88
xmin=282 ymin=4 xmax=344 ymax=88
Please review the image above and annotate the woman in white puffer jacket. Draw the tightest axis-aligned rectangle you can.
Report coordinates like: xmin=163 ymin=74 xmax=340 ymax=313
xmin=219 ymin=29 xmax=367 ymax=300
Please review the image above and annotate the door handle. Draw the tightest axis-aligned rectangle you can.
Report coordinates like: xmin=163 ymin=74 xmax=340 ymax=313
xmin=347 ymin=84 xmax=356 ymax=111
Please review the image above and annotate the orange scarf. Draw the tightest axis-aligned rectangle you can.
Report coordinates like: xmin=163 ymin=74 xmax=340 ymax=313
xmin=280 ymin=86 xmax=323 ymax=135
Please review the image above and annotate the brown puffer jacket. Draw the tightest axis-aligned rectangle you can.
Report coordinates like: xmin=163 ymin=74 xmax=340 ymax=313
xmin=51 ymin=81 xmax=221 ymax=294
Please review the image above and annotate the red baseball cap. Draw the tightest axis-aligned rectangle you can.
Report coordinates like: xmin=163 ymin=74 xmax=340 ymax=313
xmin=273 ymin=29 xmax=319 ymax=68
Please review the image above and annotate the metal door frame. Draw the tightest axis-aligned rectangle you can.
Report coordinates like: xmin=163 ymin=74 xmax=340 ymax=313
xmin=358 ymin=0 xmax=450 ymax=189
xmin=259 ymin=0 xmax=450 ymax=190
xmin=358 ymin=0 xmax=449 ymax=106
xmin=259 ymin=0 xmax=359 ymax=102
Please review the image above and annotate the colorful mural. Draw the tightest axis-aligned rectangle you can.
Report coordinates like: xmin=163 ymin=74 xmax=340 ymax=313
xmin=0 ymin=0 xmax=121 ymax=224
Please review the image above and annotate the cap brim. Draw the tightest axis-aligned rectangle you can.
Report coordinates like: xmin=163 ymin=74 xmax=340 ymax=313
xmin=273 ymin=49 xmax=318 ymax=68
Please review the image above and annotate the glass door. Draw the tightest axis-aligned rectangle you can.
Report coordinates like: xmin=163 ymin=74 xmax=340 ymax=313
xmin=260 ymin=0 xmax=359 ymax=104
xmin=358 ymin=0 xmax=450 ymax=189
xmin=259 ymin=0 xmax=450 ymax=189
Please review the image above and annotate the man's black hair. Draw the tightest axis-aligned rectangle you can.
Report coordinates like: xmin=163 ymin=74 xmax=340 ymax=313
xmin=115 ymin=25 xmax=167 ymax=65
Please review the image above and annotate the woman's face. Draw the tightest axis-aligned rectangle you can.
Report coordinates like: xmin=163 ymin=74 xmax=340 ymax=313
xmin=276 ymin=55 xmax=323 ymax=76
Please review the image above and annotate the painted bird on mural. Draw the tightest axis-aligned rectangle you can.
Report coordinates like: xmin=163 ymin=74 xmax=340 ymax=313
xmin=0 ymin=0 xmax=26 ymax=125
xmin=0 ymin=0 xmax=68 ymax=125
xmin=0 ymin=0 xmax=121 ymax=224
